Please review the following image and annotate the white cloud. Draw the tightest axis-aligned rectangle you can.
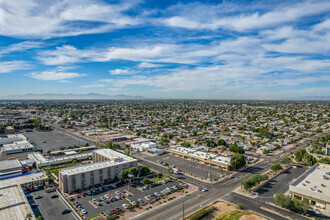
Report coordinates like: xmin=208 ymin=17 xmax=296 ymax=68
xmin=0 ymin=41 xmax=43 ymax=56
xmin=0 ymin=0 xmax=140 ymax=39
xmin=162 ymin=1 xmax=330 ymax=31
xmin=109 ymin=68 xmax=136 ymax=75
xmin=81 ymin=84 xmax=105 ymax=88
xmin=0 ymin=61 xmax=30 ymax=73
xmin=138 ymin=62 xmax=163 ymax=68
xmin=28 ymin=71 xmax=86 ymax=81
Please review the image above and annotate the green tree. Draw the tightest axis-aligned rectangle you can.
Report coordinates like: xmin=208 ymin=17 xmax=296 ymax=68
xmin=118 ymin=169 xmax=129 ymax=180
xmin=129 ymin=167 xmax=139 ymax=177
xmin=263 ymin=149 xmax=268 ymax=155
xmin=270 ymin=163 xmax=282 ymax=172
xmin=217 ymin=139 xmax=226 ymax=146
xmin=24 ymin=213 xmax=33 ymax=220
xmin=304 ymin=154 xmax=317 ymax=166
xmin=167 ymin=167 xmax=174 ymax=175
xmin=138 ymin=165 xmax=151 ymax=176
xmin=320 ymin=157 xmax=330 ymax=164
xmin=78 ymin=149 xmax=83 ymax=154
xmin=180 ymin=142 xmax=190 ymax=148
xmin=72 ymin=158 xmax=77 ymax=164
xmin=294 ymin=148 xmax=307 ymax=162
xmin=157 ymin=172 xmax=163 ymax=179
xmin=230 ymin=153 xmax=246 ymax=170
xmin=36 ymin=216 xmax=43 ymax=220
xmin=229 ymin=143 xmax=244 ymax=154
xmin=142 ymin=177 xmax=151 ymax=185
xmin=280 ymin=156 xmax=291 ymax=165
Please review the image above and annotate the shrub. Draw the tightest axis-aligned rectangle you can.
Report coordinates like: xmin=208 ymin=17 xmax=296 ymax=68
xmin=189 ymin=207 xmax=214 ymax=220
xmin=237 ymin=204 xmax=245 ymax=210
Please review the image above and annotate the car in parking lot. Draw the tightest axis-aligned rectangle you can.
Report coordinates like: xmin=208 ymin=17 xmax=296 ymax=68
xmin=137 ymin=198 xmax=144 ymax=204
xmin=81 ymin=209 xmax=87 ymax=214
xmin=201 ymin=188 xmax=208 ymax=192
xmin=51 ymin=194 xmax=59 ymax=198
xmin=34 ymin=195 xmax=43 ymax=199
xmin=26 ymin=194 xmax=32 ymax=199
xmin=62 ymin=209 xmax=71 ymax=214
xmin=31 ymin=203 xmax=38 ymax=208
xmin=228 ymin=175 xmax=234 ymax=179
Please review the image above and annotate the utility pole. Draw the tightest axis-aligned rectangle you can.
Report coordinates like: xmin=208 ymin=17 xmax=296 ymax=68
xmin=182 ymin=200 xmax=184 ymax=219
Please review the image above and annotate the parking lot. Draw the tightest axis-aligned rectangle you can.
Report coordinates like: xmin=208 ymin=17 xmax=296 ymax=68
xmin=145 ymin=154 xmax=229 ymax=181
xmin=25 ymin=189 xmax=77 ymax=220
xmin=23 ymin=130 xmax=86 ymax=151
xmin=71 ymin=179 xmax=185 ymax=219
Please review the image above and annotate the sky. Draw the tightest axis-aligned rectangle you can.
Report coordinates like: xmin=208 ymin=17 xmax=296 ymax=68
xmin=0 ymin=0 xmax=330 ymax=99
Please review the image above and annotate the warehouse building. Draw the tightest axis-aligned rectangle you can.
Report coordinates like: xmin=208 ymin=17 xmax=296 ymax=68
xmin=0 ymin=159 xmax=23 ymax=180
xmin=59 ymin=149 xmax=138 ymax=193
xmin=1 ymin=140 xmax=34 ymax=155
xmin=0 ymin=134 xmax=26 ymax=145
xmin=289 ymin=163 xmax=330 ymax=216
xmin=166 ymin=147 xmax=231 ymax=171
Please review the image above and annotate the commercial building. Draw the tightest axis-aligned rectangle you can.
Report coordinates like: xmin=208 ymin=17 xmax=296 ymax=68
xmin=4 ymin=126 xmax=15 ymax=134
xmin=28 ymin=151 xmax=92 ymax=167
xmin=166 ymin=147 xmax=231 ymax=171
xmin=1 ymin=140 xmax=34 ymax=155
xmin=0 ymin=159 xmax=23 ymax=180
xmin=289 ymin=163 xmax=330 ymax=216
xmin=59 ymin=149 xmax=138 ymax=192
xmin=130 ymin=141 xmax=157 ymax=152
xmin=0 ymin=171 xmax=48 ymax=220
xmin=0 ymin=133 xmax=26 ymax=145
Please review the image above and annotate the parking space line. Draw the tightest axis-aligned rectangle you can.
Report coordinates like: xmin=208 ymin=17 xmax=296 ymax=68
xmin=125 ymin=198 xmax=131 ymax=202
xmin=90 ymin=216 xmax=100 ymax=220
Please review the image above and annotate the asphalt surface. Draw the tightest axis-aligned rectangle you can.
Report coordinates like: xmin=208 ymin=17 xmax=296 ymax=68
xmin=27 ymin=189 xmax=77 ymax=220
xmin=75 ymin=180 xmax=178 ymax=219
xmin=145 ymin=153 xmax=229 ymax=181
xmin=23 ymin=130 xmax=86 ymax=151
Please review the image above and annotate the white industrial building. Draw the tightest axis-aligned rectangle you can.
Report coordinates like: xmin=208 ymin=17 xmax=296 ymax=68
xmin=1 ymin=140 xmax=34 ymax=155
xmin=130 ymin=141 xmax=157 ymax=151
xmin=289 ymin=163 xmax=330 ymax=216
xmin=0 ymin=159 xmax=23 ymax=180
xmin=28 ymin=151 xmax=92 ymax=167
xmin=0 ymin=134 xmax=26 ymax=145
xmin=59 ymin=149 xmax=138 ymax=193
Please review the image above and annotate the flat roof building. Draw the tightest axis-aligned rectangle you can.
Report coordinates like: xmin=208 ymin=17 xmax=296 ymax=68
xmin=166 ymin=147 xmax=231 ymax=171
xmin=0 ymin=159 xmax=23 ymax=180
xmin=28 ymin=151 xmax=92 ymax=167
xmin=59 ymin=149 xmax=138 ymax=193
xmin=289 ymin=163 xmax=330 ymax=216
xmin=1 ymin=140 xmax=34 ymax=155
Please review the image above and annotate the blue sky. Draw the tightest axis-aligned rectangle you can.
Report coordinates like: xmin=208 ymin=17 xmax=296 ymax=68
xmin=0 ymin=0 xmax=329 ymax=99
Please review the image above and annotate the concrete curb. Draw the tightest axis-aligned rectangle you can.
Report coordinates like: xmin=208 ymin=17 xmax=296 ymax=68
xmin=56 ymin=189 xmax=83 ymax=220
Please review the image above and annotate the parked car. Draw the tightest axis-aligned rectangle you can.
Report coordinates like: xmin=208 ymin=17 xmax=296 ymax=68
xmin=81 ymin=209 xmax=87 ymax=214
xmin=201 ymin=188 xmax=208 ymax=192
xmin=51 ymin=194 xmax=59 ymax=198
xmin=62 ymin=209 xmax=71 ymax=214
xmin=31 ymin=203 xmax=38 ymax=208
xmin=75 ymin=194 xmax=81 ymax=198
xmin=137 ymin=198 xmax=144 ymax=204
xmin=110 ymin=208 xmax=117 ymax=214
xmin=92 ymin=198 xmax=97 ymax=203
xmin=34 ymin=195 xmax=43 ymax=199
xmin=26 ymin=194 xmax=32 ymax=199
xmin=115 ymin=207 xmax=121 ymax=212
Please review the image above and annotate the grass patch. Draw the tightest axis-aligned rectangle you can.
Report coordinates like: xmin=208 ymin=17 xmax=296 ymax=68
xmin=189 ymin=207 xmax=215 ymax=220
xmin=142 ymin=177 xmax=167 ymax=185
xmin=217 ymin=211 xmax=243 ymax=220
xmin=49 ymin=164 xmax=79 ymax=176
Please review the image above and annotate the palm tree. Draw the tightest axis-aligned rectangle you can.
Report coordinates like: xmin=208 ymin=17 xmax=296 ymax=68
xmin=25 ymin=213 xmax=33 ymax=220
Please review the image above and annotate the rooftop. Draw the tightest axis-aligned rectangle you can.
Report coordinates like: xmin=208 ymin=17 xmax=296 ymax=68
xmin=60 ymin=149 xmax=137 ymax=176
xmin=0 ymin=159 xmax=22 ymax=172
xmin=170 ymin=147 xmax=230 ymax=165
xmin=290 ymin=163 xmax=330 ymax=203
xmin=2 ymin=140 xmax=34 ymax=151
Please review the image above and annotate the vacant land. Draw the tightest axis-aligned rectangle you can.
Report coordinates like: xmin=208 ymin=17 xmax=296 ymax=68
xmin=185 ymin=201 xmax=268 ymax=220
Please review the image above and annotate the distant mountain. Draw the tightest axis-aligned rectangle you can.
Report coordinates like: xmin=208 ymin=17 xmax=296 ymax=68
xmin=284 ymin=96 xmax=330 ymax=101
xmin=0 ymin=93 xmax=148 ymax=100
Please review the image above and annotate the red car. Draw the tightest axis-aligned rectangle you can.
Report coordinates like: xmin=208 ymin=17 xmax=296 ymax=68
xmin=80 ymin=193 xmax=85 ymax=197
xmin=110 ymin=208 xmax=117 ymax=214
xmin=120 ymin=194 xmax=125 ymax=198
xmin=115 ymin=207 xmax=121 ymax=212
xmin=107 ymin=198 xmax=112 ymax=203
xmin=75 ymin=194 xmax=81 ymax=198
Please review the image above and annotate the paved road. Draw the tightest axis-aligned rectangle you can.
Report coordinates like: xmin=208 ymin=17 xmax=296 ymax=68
xmin=134 ymin=132 xmax=328 ymax=220
xmin=134 ymin=157 xmax=272 ymax=220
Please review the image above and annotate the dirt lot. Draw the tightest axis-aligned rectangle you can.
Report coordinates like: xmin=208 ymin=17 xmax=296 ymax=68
xmin=186 ymin=201 xmax=268 ymax=220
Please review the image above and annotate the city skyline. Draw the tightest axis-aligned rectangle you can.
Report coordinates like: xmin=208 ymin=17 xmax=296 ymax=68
xmin=0 ymin=0 xmax=330 ymax=99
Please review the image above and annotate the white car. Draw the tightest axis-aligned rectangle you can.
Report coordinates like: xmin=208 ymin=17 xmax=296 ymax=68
xmin=201 ymin=188 xmax=208 ymax=192
xmin=81 ymin=209 xmax=87 ymax=214
xmin=228 ymin=175 xmax=234 ymax=179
